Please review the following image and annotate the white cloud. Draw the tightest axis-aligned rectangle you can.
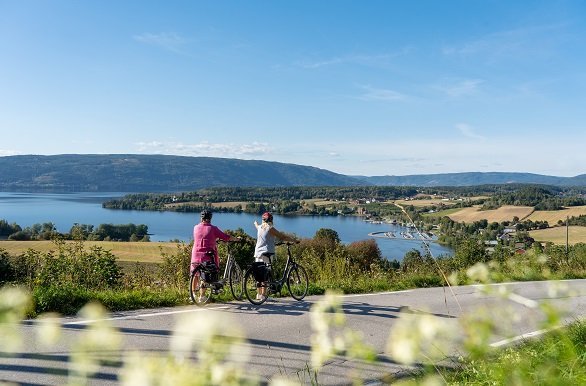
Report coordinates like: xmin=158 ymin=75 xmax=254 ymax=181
xmin=0 ymin=149 xmax=21 ymax=156
xmin=442 ymin=23 xmax=567 ymax=60
xmin=134 ymin=141 xmax=271 ymax=157
xmin=296 ymin=53 xmax=395 ymax=69
xmin=456 ymin=123 xmax=485 ymax=140
xmin=435 ymin=78 xmax=484 ymax=97
xmin=357 ymin=85 xmax=406 ymax=102
xmin=133 ymin=32 xmax=188 ymax=53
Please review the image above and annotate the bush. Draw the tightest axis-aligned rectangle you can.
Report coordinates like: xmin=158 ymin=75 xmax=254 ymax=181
xmin=346 ymin=239 xmax=383 ymax=272
xmin=159 ymin=242 xmax=192 ymax=290
xmin=36 ymin=241 xmax=123 ymax=290
xmin=0 ymin=248 xmax=15 ymax=284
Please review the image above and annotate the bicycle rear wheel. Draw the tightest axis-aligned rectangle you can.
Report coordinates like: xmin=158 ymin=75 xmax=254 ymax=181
xmin=228 ymin=262 xmax=244 ymax=301
xmin=243 ymin=266 xmax=267 ymax=306
xmin=190 ymin=267 xmax=212 ymax=306
xmin=286 ymin=264 xmax=308 ymax=301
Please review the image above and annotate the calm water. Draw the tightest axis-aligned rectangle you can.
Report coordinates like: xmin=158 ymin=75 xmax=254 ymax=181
xmin=0 ymin=192 xmax=453 ymax=261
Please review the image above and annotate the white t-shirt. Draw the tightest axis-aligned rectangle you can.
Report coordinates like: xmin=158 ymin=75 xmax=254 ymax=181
xmin=254 ymin=223 xmax=275 ymax=262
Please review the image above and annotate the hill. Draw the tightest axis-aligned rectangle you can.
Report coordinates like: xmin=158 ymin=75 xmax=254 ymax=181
xmin=356 ymin=172 xmax=586 ymax=187
xmin=1 ymin=154 xmax=585 ymax=192
xmin=0 ymin=154 xmax=365 ymax=192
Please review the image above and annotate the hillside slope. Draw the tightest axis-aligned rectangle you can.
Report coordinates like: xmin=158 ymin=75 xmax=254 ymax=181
xmin=0 ymin=154 xmax=366 ymax=192
xmin=1 ymin=154 xmax=584 ymax=192
xmin=356 ymin=172 xmax=586 ymax=187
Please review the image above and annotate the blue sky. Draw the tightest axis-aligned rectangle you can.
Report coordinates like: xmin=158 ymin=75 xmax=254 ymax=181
xmin=1 ymin=1 xmax=585 ymax=177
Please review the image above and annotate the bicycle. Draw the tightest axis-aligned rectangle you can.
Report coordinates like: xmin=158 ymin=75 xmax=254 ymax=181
xmin=189 ymin=239 xmax=245 ymax=306
xmin=243 ymin=241 xmax=309 ymax=305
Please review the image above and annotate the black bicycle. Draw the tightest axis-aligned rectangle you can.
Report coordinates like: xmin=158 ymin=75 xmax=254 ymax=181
xmin=189 ymin=239 xmax=244 ymax=306
xmin=243 ymin=241 xmax=309 ymax=305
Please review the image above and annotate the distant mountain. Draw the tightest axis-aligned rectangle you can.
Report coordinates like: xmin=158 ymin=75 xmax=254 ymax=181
xmin=354 ymin=172 xmax=586 ymax=187
xmin=0 ymin=154 xmax=366 ymax=192
xmin=0 ymin=154 xmax=584 ymax=192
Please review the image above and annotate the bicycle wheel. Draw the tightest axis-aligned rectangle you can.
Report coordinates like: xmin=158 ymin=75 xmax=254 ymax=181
xmin=286 ymin=264 xmax=309 ymax=301
xmin=243 ymin=266 xmax=267 ymax=306
xmin=228 ymin=262 xmax=244 ymax=301
xmin=190 ymin=267 xmax=212 ymax=306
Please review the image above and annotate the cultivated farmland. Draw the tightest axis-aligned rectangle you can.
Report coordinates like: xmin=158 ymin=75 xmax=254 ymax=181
xmin=527 ymin=205 xmax=586 ymax=224
xmin=447 ymin=205 xmax=535 ymax=223
xmin=529 ymin=226 xmax=586 ymax=245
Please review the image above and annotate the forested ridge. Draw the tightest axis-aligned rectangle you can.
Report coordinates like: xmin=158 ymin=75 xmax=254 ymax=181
xmin=1 ymin=154 xmax=586 ymax=192
xmin=0 ymin=154 xmax=365 ymax=192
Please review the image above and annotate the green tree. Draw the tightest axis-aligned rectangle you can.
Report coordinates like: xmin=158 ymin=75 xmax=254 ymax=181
xmin=455 ymin=238 xmax=488 ymax=268
xmin=314 ymin=228 xmax=340 ymax=245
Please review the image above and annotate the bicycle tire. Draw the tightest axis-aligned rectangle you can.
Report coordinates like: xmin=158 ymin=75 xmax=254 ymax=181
xmin=243 ymin=266 xmax=267 ymax=306
xmin=228 ymin=262 xmax=244 ymax=301
xmin=286 ymin=264 xmax=309 ymax=301
xmin=190 ymin=266 xmax=212 ymax=306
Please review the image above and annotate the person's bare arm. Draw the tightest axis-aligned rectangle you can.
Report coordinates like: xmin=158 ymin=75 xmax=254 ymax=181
xmin=269 ymin=227 xmax=296 ymax=242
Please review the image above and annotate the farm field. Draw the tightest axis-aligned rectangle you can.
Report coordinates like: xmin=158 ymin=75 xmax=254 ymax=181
xmin=393 ymin=195 xmax=488 ymax=208
xmin=526 ymin=206 xmax=586 ymax=224
xmin=447 ymin=205 xmax=534 ymax=223
xmin=0 ymin=240 xmax=181 ymax=263
xmin=529 ymin=226 xmax=586 ymax=245
xmin=393 ymin=198 xmax=459 ymax=207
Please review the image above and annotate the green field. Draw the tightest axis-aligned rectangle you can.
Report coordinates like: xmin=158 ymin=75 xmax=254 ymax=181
xmin=0 ymin=240 xmax=182 ymax=263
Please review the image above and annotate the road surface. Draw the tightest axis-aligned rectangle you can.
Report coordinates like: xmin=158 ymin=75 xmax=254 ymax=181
xmin=2 ymin=279 xmax=586 ymax=385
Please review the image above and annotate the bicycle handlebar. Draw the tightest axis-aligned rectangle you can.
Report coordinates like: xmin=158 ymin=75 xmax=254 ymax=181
xmin=216 ymin=238 xmax=243 ymax=243
xmin=276 ymin=241 xmax=299 ymax=246
xmin=217 ymin=237 xmax=254 ymax=244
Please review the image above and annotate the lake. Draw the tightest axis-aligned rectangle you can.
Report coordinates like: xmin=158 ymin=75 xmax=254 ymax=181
xmin=0 ymin=192 xmax=453 ymax=261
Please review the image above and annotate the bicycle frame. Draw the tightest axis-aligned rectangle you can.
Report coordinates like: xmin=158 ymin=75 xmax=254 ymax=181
xmin=191 ymin=238 xmax=246 ymax=306
xmin=266 ymin=242 xmax=297 ymax=292
xmin=243 ymin=240 xmax=308 ymax=305
xmin=220 ymin=250 xmax=235 ymax=283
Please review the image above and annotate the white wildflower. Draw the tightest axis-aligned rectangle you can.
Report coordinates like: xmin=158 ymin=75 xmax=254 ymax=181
xmin=466 ymin=262 xmax=490 ymax=283
xmin=36 ymin=312 xmax=62 ymax=347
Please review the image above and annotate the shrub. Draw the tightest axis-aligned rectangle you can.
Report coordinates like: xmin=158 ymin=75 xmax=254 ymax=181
xmin=346 ymin=239 xmax=383 ymax=272
xmin=159 ymin=242 xmax=192 ymax=290
xmin=0 ymin=248 xmax=15 ymax=284
xmin=36 ymin=241 xmax=123 ymax=290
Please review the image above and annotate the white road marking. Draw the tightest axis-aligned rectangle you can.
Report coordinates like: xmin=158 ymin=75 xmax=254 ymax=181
xmin=62 ymin=305 xmax=230 ymax=325
xmin=490 ymin=325 xmax=563 ymax=348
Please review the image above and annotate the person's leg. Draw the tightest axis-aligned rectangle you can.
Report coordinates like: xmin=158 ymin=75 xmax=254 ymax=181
xmin=255 ymin=257 xmax=267 ymax=300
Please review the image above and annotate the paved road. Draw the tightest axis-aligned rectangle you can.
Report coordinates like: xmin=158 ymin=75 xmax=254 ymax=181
xmin=2 ymin=279 xmax=586 ymax=385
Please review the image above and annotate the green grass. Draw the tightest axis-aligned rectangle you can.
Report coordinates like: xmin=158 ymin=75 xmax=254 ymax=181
xmin=438 ymin=321 xmax=586 ymax=385
xmin=31 ymin=285 xmax=186 ymax=316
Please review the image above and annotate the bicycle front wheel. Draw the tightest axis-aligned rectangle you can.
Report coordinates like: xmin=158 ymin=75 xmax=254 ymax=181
xmin=243 ymin=266 xmax=267 ymax=306
xmin=190 ymin=267 xmax=212 ymax=306
xmin=286 ymin=264 xmax=308 ymax=301
xmin=228 ymin=262 xmax=244 ymax=301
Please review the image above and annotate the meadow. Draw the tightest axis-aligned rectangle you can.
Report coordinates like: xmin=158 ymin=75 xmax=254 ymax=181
xmin=0 ymin=240 xmax=178 ymax=263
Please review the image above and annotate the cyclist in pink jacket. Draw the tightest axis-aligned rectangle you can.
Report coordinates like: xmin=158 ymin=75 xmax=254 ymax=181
xmin=190 ymin=210 xmax=239 ymax=301
xmin=191 ymin=209 xmax=238 ymax=273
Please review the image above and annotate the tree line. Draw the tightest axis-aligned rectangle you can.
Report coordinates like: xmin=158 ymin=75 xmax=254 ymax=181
xmin=480 ymin=185 xmax=586 ymax=210
xmin=101 ymin=186 xmax=421 ymax=214
xmin=0 ymin=219 xmax=150 ymax=242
